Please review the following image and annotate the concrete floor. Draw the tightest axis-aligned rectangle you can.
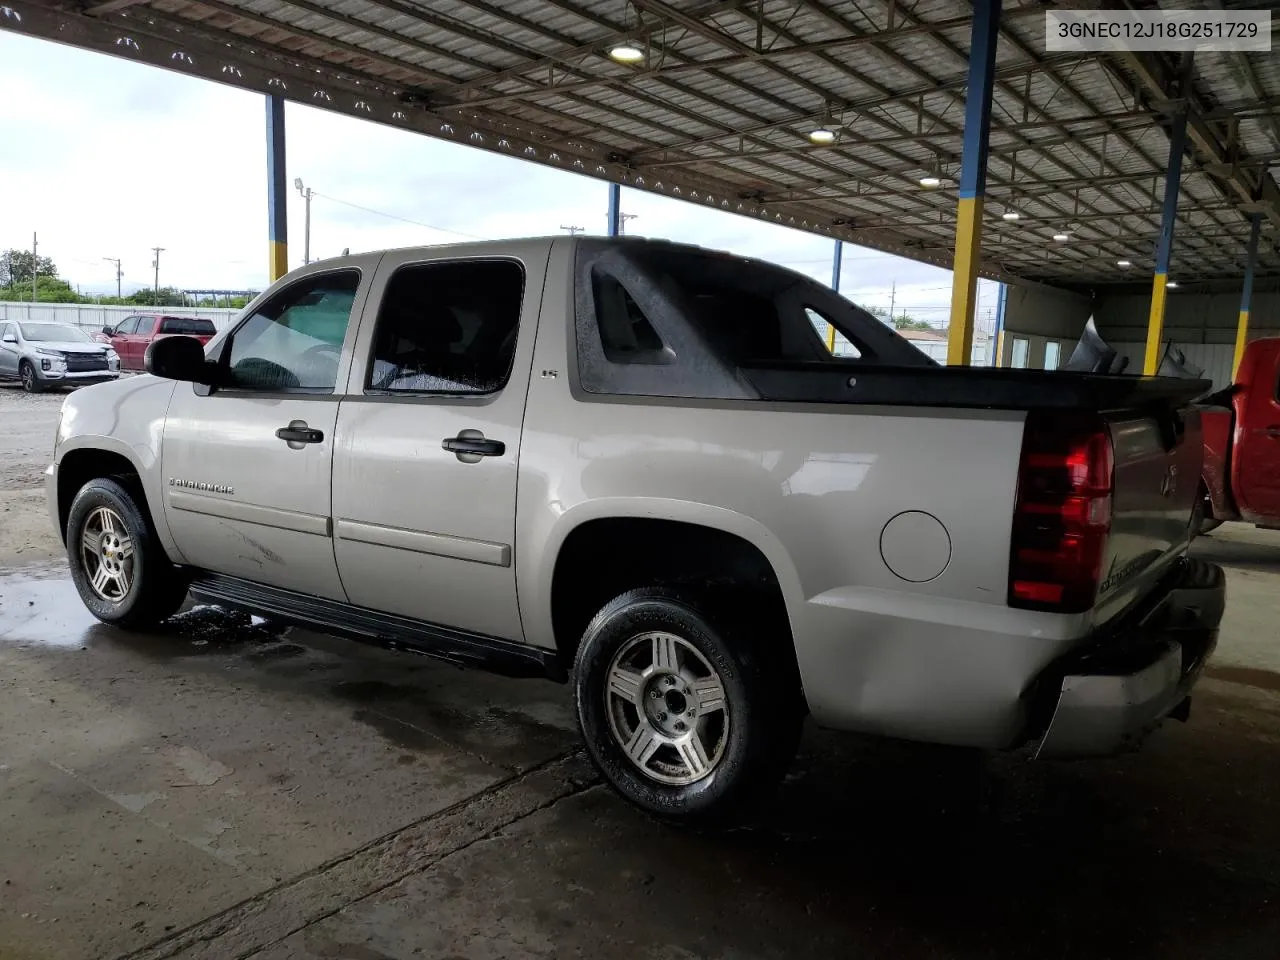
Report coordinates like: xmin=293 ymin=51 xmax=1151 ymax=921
xmin=2 ymin=385 xmax=1279 ymax=960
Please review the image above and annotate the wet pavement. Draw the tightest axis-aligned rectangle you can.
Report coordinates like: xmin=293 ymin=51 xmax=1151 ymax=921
xmin=1 ymin=549 xmax=1279 ymax=960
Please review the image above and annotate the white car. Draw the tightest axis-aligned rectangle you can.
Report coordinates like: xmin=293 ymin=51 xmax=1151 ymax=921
xmin=0 ymin=320 xmax=121 ymax=392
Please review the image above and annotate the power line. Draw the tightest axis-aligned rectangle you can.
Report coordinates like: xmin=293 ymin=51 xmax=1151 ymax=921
xmin=310 ymin=190 xmax=489 ymax=241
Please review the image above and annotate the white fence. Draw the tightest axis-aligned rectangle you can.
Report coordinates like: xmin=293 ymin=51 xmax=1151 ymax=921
xmin=0 ymin=301 xmax=240 ymax=333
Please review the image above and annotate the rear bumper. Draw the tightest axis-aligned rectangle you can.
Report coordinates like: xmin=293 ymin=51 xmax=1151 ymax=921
xmin=1033 ymin=556 xmax=1225 ymax=759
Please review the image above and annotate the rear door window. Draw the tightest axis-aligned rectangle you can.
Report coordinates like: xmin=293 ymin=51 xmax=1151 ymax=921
xmin=135 ymin=317 xmax=157 ymax=336
xmin=366 ymin=259 xmax=524 ymax=394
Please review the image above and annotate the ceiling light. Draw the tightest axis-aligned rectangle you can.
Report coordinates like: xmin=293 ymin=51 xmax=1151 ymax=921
xmin=608 ymin=42 xmax=644 ymax=63
xmin=808 ymin=126 xmax=837 ymax=145
xmin=1166 ymin=280 xmax=1179 ymax=288
xmin=1002 ymin=210 xmax=1020 ymax=221
xmin=1053 ymin=231 xmax=1070 ymax=242
xmin=919 ymin=175 xmax=941 ymax=188
xmin=1116 ymin=259 xmax=1132 ymax=267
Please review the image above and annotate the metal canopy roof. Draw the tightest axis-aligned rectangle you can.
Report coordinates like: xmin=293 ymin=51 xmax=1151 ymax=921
xmin=6 ymin=0 xmax=1280 ymax=288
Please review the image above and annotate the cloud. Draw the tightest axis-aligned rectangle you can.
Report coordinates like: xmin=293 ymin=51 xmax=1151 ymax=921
xmin=0 ymin=30 xmax=997 ymax=328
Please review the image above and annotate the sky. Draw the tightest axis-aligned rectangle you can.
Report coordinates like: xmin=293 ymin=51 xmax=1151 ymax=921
xmin=0 ymin=29 xmax=999 ymax=331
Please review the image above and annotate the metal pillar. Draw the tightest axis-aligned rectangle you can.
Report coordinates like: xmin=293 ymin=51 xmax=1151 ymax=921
xmin=946 ymin=0 xmax=1002 ymax=367
xmin=266 ymin=95 xmax=288 ymax=282
xmin=993 ymin=281 xmax=1008 ymax=367
xmin=827 ymin=240 xmax=843 ymax=350
xmin=1232 ymin=214 xmax=1262 ymax=378
xmin=607 ymin=183 xmax=622 ymax=237
xmin=1144 ymin=108 xmax=1188 ymax=375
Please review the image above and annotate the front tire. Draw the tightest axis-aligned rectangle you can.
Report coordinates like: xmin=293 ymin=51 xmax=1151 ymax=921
xmin=19 ymin=360 xmax=42 ymax=393
xmin=66 ymin=478 xmax=189 ymax=629
xmin=573 ymin=589 xmax=802 ymax=824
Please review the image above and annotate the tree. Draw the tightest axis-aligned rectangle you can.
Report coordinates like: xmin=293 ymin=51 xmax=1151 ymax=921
xmin=858 ymin=303 xmax=888 ymax=319
xmin=125 ymin=286 xmax=187 ymax=307
xmin=893 ymin=314 xmax=935 ymax=332
xmin=0 ymin=249 xmax=58 ymax=288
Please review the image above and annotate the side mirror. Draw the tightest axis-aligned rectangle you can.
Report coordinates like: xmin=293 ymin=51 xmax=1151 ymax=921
xmin=2 ymin=333 xmax=16 ymax=344
xmin=145 ymin=335 xmax=216 ymax=385
xmin=102 ymin=325 xmax=114 ymax=335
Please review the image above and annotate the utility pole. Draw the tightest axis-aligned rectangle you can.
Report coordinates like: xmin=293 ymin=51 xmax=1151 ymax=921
xmin=31 ymin=232 xmax=38 ymax=303
xmin=104 ymin=257 xmax=122 ymax=299
xmin=294 ymin=178 xmax=312 ymax=265
xmin=560 ymin=225 xmax=584 ymax=235
xmin=151 ymin=247 xmax=165 ymax=306
xmin=888 ymin=281 xmax=896 ymax=322
xmin=620 ymin=213 xmax=638 ymax=235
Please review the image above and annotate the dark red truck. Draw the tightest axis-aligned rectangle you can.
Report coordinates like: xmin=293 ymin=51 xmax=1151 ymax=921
xmin=1197 ymin=337 xmax=1280 ymax=533
xmin=92 ymin=314 xmax=218 ymax=371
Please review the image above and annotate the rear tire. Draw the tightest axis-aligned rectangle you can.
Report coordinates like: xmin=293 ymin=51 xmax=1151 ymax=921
xmin=66 ymin=477 xmax=189 ymax=629
xmin=19 ymin=360 xmax=41 ymax=393
xmin=573 ymin=588 xmax=802 ymax=824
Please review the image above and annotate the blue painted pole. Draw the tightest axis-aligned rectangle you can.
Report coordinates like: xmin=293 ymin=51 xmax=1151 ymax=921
xmin=265 ymin=95 xmax=288 ymax=281
xmin=1233 ymin=214 xmax=1262 ymax=377
xmin=946 ymin=0 xmax=1002 ymax=366
xmin=1145 ymin=108 xmax=1188 ymax=374
xmin=607 ymin=182 xmax=622 ymax=236
xmin=830 ymin=239 xmax=843 ymax=292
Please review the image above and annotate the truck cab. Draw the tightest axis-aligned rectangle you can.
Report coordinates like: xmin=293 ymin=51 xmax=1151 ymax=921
xmin=1200 ymin=338 xmax=1280 ymax=530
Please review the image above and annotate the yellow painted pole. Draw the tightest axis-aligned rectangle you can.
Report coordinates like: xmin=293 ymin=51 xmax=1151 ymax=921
xmin=1143 ymin=108 xmax=1187 ymax=375
xmin=1232 ymin=214 xmax=1262 ymax=378
xmin=945 ymin=0 xmax=1000 ymax=367
xmin=948 ymin=196 xmax=984 ymax=366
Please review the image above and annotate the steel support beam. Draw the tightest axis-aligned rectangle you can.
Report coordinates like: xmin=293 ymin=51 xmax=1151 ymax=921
xmin=1145 ymin=109 xmax=1188 ymax=376
xmin=1233 ymin=214 xmax=1263 ymax=378
xmin=607 ymin=183 xmax=622 ymax=237
xmin=946 ymin=0 xmax=1000 ymax=367
xmin=993 ymin=282 xmax=1008 ymax=368
xmin=266 ymin=95 xmax=288 ymax=282
xmin=827 ymin=239 xmax=843 ymax=350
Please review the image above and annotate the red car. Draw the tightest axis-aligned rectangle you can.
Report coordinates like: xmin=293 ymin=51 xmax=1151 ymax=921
xmin=94 ymin=314 xmax=218 ymax=371
xmin=1198 ymin=337 xmax=1280 ymax=533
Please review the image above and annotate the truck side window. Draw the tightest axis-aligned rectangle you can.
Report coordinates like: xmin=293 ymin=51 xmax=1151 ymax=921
xmin=366 ymin=259 xmax=524 ymax=394
xmin=115 ymin=317 xmax=139 ymax=335
xmin=136 ymin=317 xmax=156 ymax=336
xmin=225 ymin=269 xmax=360 ymax=393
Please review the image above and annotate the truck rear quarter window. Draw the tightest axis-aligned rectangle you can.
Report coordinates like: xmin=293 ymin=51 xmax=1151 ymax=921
xmin=366 ymin=258 xmax=524 ymax=395
xmin=573 ymin=239 xmax=926 ymax=399
xmin=160 ymin=317 xmax=217 ymax=335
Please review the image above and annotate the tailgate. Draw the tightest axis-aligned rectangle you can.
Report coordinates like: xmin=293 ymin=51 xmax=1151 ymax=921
xmin=1094 ymin=403 xmax=1202 ymax=625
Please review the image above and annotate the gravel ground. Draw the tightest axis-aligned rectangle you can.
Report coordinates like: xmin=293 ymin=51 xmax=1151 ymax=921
xmin=0 ymin=385 xmax=66 ymax=568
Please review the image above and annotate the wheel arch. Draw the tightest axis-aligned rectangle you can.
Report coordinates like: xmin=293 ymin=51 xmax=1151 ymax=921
xmin=539 ymin=501 xmax=806 ymax=696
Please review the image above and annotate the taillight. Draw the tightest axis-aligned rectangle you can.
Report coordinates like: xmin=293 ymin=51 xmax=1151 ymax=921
xmin=1009 ymin=411 xmax=1114 ymax=613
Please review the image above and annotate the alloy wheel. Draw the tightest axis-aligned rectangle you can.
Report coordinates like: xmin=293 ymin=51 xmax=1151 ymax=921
xmin=79 ymin=506 xmax=134 ymax=602
xmin=604 ymin=631 xmax=730 ymax=785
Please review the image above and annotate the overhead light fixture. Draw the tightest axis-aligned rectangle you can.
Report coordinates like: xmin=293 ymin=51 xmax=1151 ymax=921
xmin=808 ymin=125 xmax=837 ymax=145
xmin=1116 ymin=259 xmax=1132 ymax=267
xmin=1053 ymin=231 xmax=1070 ymax=242
xmin=1166 ymin=280 xmax=1179 ymax=288
xmin=1002 ymin=209 xmax=1020 ymax=221
xmin=608 ymin=42 xmax=645 ymax=63
xmin=919 ymin=175 xmax=941 ymax=188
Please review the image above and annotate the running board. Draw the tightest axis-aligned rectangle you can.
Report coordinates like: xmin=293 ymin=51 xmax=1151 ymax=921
xmin=186 ymin=571 xmax=564 ymax=681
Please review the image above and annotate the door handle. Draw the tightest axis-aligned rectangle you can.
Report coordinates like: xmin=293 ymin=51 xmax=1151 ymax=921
xmin=442 ymin=435 xmax=505 ymax=457
xmin=1265 ymin=425 xmax=1280 ymax=439
xmin=276 ymin=422 xmax=324 ymax=445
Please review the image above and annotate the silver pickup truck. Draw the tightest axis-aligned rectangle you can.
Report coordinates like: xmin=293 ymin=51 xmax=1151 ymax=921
xmin=47 ymin=236 xmax=1225 ymax=821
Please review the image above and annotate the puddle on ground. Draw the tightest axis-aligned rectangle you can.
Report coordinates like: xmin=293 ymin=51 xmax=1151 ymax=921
xmin=1206 ymin=664 xmax=1280 ymax=693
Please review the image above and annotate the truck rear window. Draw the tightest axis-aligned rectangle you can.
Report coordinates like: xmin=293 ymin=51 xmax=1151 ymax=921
xmin=574 ymin=239 xmax=932 ymax=399
xmin=159 ymin=317 xmax=217 ymax=335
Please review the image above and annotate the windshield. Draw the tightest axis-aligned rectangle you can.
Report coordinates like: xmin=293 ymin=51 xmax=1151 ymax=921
xmin=19 ymin=323 xmax=93 ymax=343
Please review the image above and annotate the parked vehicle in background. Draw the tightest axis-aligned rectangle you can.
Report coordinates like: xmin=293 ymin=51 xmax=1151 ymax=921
xmin=0 ymin=321 xmax=120 ymax=392
xmin=1198 ymin=337 xmax=1280 ymax=533
xmin=94 ymin=315 xmax=218 ymax=370
xmin=47 ymin=237 xmax=1224 ymax=822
